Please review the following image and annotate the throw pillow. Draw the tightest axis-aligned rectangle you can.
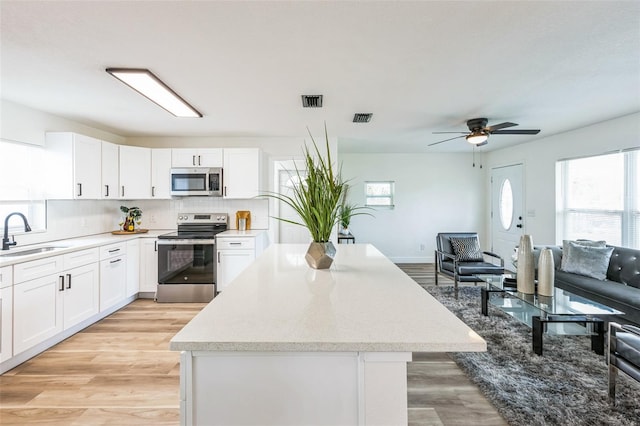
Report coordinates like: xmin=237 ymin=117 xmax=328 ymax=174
xmin=449 ymin=237 xmax=484 ymax=262
xmin=560 ymin=241 xmax=614 ymax=280
xmin=560 ymin=239 xmax=606 ymax=269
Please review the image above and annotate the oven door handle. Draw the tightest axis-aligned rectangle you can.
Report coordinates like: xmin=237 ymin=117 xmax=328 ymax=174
xmin=157 ymin=239 xmax=216 ymax=245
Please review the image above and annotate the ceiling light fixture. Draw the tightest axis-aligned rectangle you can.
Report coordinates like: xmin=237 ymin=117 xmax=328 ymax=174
xmin=106 ymin=68 xmax=202 ymax=118
xmin=466 ymin=131 xmax=489 ymax=145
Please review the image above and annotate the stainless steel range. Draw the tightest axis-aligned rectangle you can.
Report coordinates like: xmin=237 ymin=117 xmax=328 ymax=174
xmin=156 ymin=213 xmax=228 ymax=303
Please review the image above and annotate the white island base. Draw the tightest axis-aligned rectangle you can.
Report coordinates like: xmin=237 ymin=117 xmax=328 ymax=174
xmin=172 ymin=244 xmax=486 ymax=425
xmin=180 ymin=351 xmax=410 ymax=425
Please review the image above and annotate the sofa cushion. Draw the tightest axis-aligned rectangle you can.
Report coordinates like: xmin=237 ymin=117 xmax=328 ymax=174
xmin=450 ymin=236 xmax=484 ymax=261
xmin=560 ymin=239 xmax=606 ymax=269
xmin=561 ymin=242 xmax=614 ymax=280
xmin=555 ymin=270 xmax=640 ymax=314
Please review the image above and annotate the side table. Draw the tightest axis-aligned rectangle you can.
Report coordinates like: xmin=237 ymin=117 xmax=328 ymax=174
xmin=338 ymin=233 xmax=355 ymax=244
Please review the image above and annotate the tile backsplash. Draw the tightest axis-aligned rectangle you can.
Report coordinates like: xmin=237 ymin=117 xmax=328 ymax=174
xmin=12 ymin=197 xmax=269 ymax=247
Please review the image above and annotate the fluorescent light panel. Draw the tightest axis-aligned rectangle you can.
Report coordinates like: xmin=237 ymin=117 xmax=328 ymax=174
xmin=106 ymin=68 xmax=202 ymax=118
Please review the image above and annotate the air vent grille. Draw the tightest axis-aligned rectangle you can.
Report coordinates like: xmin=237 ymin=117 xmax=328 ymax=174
xmin=353 ymin=113 xmax=373 ymax=123
xmin=301 ymin=95 xmax=323 ymax=108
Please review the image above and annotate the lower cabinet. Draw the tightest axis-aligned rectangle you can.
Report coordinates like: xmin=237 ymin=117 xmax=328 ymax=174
xmin=0 ymin=266 xmax=13 ymax=363
xmin=13 ymin=273 xmax=64 ymax=355
xmin=139 ymin=238 xmax=158 ymax=295
xmin=13 ymin=251 xmax=100 ymax=356
xmin=99 ymin=243 xmax=127 ymax=312
xmin=216 ymin=237 xmax=256 ymax=292
xmin=126 ymin=239 xmax=140 ymax=298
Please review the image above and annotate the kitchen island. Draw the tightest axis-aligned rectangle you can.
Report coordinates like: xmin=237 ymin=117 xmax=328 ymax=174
xmin=171 ymin=243 xmax=486 ymax=425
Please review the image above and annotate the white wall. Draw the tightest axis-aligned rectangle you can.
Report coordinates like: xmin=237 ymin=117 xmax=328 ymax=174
xmin=485 ymin=112 xmax=640 ymax=247
xmin=341 ymin=152 xmax=486 ymax=262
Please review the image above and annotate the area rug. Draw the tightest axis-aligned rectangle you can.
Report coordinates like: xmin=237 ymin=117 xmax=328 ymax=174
xmin=426 ymin=285 xmax=640 ymax=426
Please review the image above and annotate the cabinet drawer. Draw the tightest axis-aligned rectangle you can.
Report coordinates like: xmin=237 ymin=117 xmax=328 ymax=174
xmin=100 ymin=243 xmax=127 ymax=260
xmin=64 ymin=248 xmax=99 ymax=269
xmin=0 ymin=266 xmax=12 ymax=289
xmin=14 ymin=255 xmax=63 ymax=284
xmin=216 ymin=238 xmax=255 ymax=250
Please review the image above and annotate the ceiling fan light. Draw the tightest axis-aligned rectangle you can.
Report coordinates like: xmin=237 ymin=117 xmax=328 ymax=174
xmin=106 ymin=68 xmax=202 ymax=118
xmin=466 ymin=132 xmax=489 ymax=145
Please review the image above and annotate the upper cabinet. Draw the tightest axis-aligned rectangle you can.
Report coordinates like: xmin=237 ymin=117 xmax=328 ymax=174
xmin=223 ymin=148 xmax=262 ymax=199
xmin=101 ymin=141 xmax=119 ymax=199
xmin=45 ymin=132 xmax=102 ymax=199
xmin=172 ymin=148 xmax=223 ymax=168
xmin=151 ymin=149 xmax=172 ymax=199
xmin=119 ymin=146 xmax=151 ymax=199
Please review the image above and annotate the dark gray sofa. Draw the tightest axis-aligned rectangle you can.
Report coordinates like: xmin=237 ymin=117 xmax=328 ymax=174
xmin=534 ymin=245 xmax=640 ymax=325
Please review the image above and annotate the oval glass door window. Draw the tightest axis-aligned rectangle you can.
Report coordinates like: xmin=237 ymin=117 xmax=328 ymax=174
xmin=499 ymin=179 xmax=514 ymax=230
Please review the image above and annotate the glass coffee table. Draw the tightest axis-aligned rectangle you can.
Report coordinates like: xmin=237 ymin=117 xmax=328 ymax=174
xmin=475 ymin=274 xmax=624 ymax=355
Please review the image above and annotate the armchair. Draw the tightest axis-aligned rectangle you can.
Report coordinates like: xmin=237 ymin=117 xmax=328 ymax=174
xmin=434 ymin=232 xmax=504 ymax=289
xmin=608 ymin=322 xmax=640 ymax=404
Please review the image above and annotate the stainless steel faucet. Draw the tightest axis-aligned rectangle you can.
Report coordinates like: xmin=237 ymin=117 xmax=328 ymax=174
xmin=2 ymin=212 xmax=32 ymax=250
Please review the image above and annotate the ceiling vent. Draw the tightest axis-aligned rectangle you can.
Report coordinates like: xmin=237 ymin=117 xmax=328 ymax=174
xmin=353 ymin=113 xmax=373 ymax=123
xmin=301 ymin=95 xmax=323 ymax=108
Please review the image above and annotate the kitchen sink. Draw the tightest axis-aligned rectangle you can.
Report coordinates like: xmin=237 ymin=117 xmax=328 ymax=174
xmin=0 ymin=246 xmax=67 ymax=257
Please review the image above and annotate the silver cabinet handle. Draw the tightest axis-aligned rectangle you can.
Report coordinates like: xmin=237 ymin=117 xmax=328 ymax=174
xmin=66 ymin=273 xmax=72 ymax=289
xmin=77 ymin=183 xmax=82 ymax=197
xmin=229 ymin=242 xmax=242 ymax=246
xmin=121 ymin=186 xmax=125 ymax=197
xmin=198 ymin=155 xmax=201 ymax=165
xmin=105 ymin=185 xmax=109 ymax=197
xmin=59 ymin=275 xmax=65 ymax=292
xmin=108 ymin=248 xmax=120 ymax=253
xmin=217 ymin=252 xmax=221 ymax=263
xmin=152 ymin=186 xmax=155 ymax=197
xmin=110 ymin=258 xmax=122 ymax=264
xmin=192 ymin=155 xmax=196 ymax=166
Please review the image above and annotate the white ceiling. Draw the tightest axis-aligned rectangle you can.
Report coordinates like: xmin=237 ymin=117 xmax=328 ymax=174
xmin=1 ymin=1 xmax=639 ymax=153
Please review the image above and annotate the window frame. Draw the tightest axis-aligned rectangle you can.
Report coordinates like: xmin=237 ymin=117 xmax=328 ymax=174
xmin=364 ymin=181 xmax=395 ymax=209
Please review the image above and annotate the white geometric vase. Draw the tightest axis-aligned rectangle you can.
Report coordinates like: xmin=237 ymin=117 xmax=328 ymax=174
xmin=516 ymin=234 xmax=535 ymax=294
xmin=537 ymin=248 xmax=555 ymax=297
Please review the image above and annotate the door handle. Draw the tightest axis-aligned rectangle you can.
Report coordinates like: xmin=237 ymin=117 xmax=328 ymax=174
xmin=59 ymin=275 xmax=65 ymax=292
xmin=516 ymin=224 xmax=523 ymax=228
xmin=66 ymin=273 xmax=72 ymax=289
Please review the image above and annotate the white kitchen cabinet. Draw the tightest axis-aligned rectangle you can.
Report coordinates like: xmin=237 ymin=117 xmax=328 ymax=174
xmin=126 ymin=239 xmax=140 ymax=298
xmin=0 ymin=266 xmax=13 ymax=363
xmin=216 ymin=237 xmax=256 ymax=292
xmin=139 ymin=238 xmax=158 ymax=296
xmin=151 ymin=148 xmax=172 ymax=199
xmin=13 ymin=273 xmax=63 ymax=355
xmin=223 ymin=148 xmax=262 ymax=199
xmin=62 ymin=262 xmax=99 ymax=330
xmin=12 ymin=249 xmax=100 ymax=356
xmin=119 ymin=145 xmax=151 ymax=199
xmin=45 ymin=132 xmax=102 ymax=199
xmin=99 ymin=243 xmax=127 ymax=312
xmin=172 ymin=148 xmax=223 ymax=167
xmin=101 ymin=141 xmax=119 ymax=199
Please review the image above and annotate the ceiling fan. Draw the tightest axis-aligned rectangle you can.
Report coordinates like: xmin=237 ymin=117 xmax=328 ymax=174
xmin=429 ymin=118 xmax=540 ymax=147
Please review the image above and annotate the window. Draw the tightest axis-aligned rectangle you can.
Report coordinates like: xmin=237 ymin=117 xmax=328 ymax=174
xmin=0 ymin=140 xmax=47 ymax=234
xmin=365 ymin=181 xmax=394 ymax=208
xmin=556 ymin=149 xmax=639 ymax=249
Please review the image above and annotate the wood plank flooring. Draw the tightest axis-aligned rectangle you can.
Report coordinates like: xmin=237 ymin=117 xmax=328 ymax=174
xmin=0 ymin=265 xmax=506 ymax=425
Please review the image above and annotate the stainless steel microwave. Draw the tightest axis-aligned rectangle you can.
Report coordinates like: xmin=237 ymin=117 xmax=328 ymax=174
xmin=170 ymin=167 xmax=223 ymax=196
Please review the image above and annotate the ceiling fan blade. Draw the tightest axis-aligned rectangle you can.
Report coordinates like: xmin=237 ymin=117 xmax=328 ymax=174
xmin=486 ymin=122 xmax=517 ymax=132
xmin=432 ymin=131 xmax=467 ymax=134
xmin=491 ymin=129 xmax=540 ymax=135
xmin=428 ymin=135 xmax=466 ymax=146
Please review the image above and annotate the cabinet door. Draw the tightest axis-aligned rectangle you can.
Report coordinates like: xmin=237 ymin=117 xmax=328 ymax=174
xmin=101 ymin=141 xmax=119 ymax=199
xmin=119 ymin=146 xmax=151 ymax=199
xmin=126 ymin=240 xmax=140 ymax=297
xmin=197 ymin=149 xmax=223 ymax=167
xmin=217 ymin=250 xmax=254 ymax=291
xmin=73 ymin=134 xmax=102 ymax=199
xmin=140 ymin=239 xmax=158 ymax=293
xmin=172 ymin=148 xmax=223 ymax=167
xmin=0 ymin=285 xmax=13 ymax=363
xmin=63 ymin=263 xmax=99 ymax=330
xmin=223 ymin=148 xmax=261 ymax=199
xmin=13 ymin=274 xmax=63 ymax=355
xmin=151 ymin=149 xmax=172 ymax=199
xmin=99 ymin=256 xmax=127 ymax=312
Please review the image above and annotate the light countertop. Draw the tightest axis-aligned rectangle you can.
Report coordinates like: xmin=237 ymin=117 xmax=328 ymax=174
xmin=216 ymin=229 xmax=267 ymax=238
xmin=0 ymin=230 xmax=171 ymax=267
xmin=170 ymin=243 xmax=486 ymax=353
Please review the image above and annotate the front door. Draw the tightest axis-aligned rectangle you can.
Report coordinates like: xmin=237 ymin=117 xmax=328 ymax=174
xmin=491 ymin=164 xmax=525 ymax=269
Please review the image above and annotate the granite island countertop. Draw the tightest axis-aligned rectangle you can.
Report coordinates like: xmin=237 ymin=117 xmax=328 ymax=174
xmin=170 ymin=243 xmax=486 ymax=353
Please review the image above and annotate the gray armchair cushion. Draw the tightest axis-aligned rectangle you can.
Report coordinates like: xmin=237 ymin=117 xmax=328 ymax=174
xmin=450 ymin=236 xmax=484 ymax=261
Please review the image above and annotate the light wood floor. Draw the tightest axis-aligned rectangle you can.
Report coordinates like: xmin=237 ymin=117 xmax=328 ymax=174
xmin=0 ymin=264 xmax=506 ymax=425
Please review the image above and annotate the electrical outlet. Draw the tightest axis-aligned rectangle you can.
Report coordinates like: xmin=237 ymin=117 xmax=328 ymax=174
xmin=419 ymin=244 xmax=425 ymax=251
xmin=148 ymin=215 xmax=157 ymax=224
